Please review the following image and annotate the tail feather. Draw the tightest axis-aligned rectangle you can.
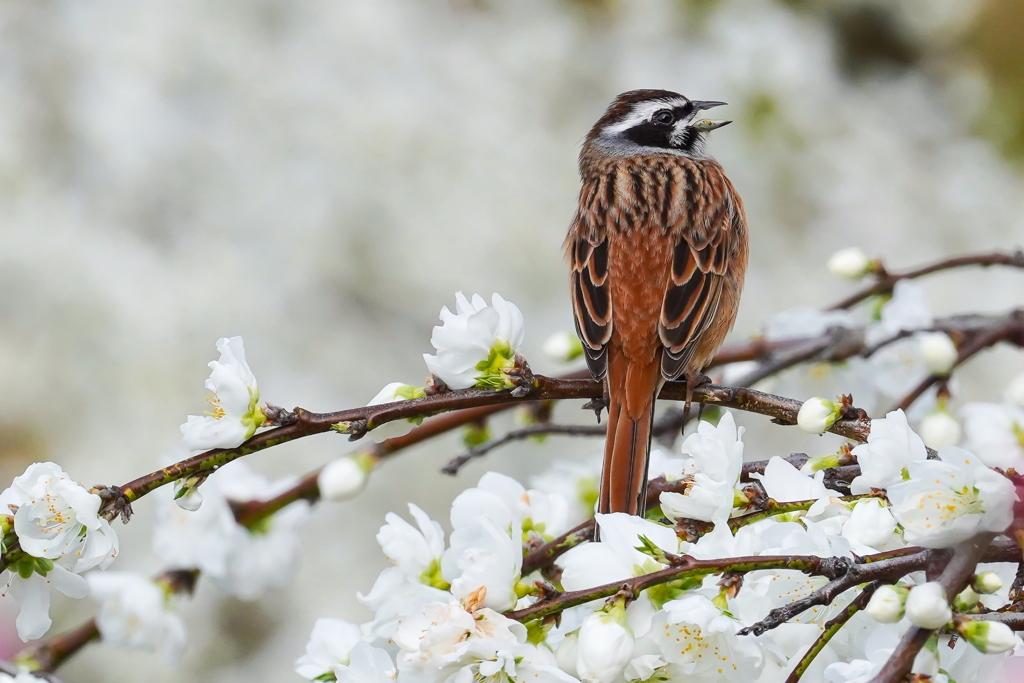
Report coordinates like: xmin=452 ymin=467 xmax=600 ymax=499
xmin=598 ymin=347 xmax=662 ymax=516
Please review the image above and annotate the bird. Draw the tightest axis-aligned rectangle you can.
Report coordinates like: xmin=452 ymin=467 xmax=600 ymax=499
xmin=566 ymin=89 xmax=748 ymax=517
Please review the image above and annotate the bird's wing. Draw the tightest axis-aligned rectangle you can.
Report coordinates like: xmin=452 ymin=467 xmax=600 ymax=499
xmin=659 ymin=186 xmax=740 ymax=379
xmin=569 ymin=231 xmax=612 ymax=380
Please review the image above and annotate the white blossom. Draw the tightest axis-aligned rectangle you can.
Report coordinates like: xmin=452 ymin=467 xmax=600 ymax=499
xmin=87 ymin=572 xmax=186 ymax=663
xmin=0 ymin=462 xmax=119 ymax=573
xmin=456 ymin=471 xmax=570 ymax=542
xmin=841 ymin=498 xmax=897 ymax=553
xmin=1 ymin=563 xmax=89 ymax=641
xmin=1006 ymin=372 xmax=1024 ymax=408
xmin=0 ymin=462 xmax=119 ymax=640
xmin=366 ymin=383 xmax=426 ymax=442
xmin=319 ymin=454 xmax=375 ymax=502
xmin=850 ymin=410 xmax=927 ymax=494
xmin=797 ymin=397 xmax=842 ymax=434
xmin=542 ymin=331 xmax=584 ymax=364
xmin=558 ymin=514 xmax=677 ymax=593
xmin=441 ymin=516 xmax=521 ymax=611
xmin=295 ymin=618 xmax=363 ymax=680
xmin=660 ymin=412 xmax=744 ymax=525
xmin=377 ymin=503 xmax=446 ymax=587
xmin=827 ymin=247 xmax=872 ymax=279
xmin=623 ymin=654 xmax=666 ymax=682
xmin=576 ymin=602 xmax=634 ymax=683
xmin=530 ymin=458 xmax=600 ymax=527
xmin=864 ymin=584 xmax=907 ymax=623
xmin=753 ymin=456 xmax=840 ymax=518
xmin=180 ymin=336 xmax=265 ymax=451
xmin=904 ymin=582 xmax=952 ymax=629
xmin=655 ymin=595 xmax=763 ymax=682
xmin=960 ymin=402 xmax=1024 ymax=471
xmin=887 ymin=445 xmax=1016 ymax=548
xmin=866 ymin=280 xmax=933 ymax=346
xmin=423 ymin=292 xmax=525 ymax=390
xmin=336 ymin=642 xmax=398 ymax=683
xmin=152 ymin=461 xmax=309 ymax=600
xmin=392 ymin=600 xmax=526 ymax=683
xmin=918 ymin=332 xmax=958 ymax=375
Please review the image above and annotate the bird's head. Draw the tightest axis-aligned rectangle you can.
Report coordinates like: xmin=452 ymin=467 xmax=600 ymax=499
xmin=585 ymin=89 xmax=730 ymax=160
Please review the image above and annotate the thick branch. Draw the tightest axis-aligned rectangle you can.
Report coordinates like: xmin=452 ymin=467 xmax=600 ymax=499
xmin=871 ymin=533 xmax=998 ymax=683
xmin=109 ymin=379 xmax=873 ymax=516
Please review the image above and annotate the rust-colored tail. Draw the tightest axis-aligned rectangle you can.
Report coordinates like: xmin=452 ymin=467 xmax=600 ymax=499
xmin=598 ymin=347 xmax=662 ymax=516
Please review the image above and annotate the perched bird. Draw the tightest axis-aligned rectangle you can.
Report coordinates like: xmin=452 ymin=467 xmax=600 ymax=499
xmin=566 ymin=89 xmax=748 ymax=516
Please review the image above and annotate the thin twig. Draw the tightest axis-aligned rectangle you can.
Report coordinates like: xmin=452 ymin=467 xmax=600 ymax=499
xmin=828 ymin=250 xmax=1024 ymax=311
xmin=786 ymin=582 xmax=879 ymax=683
xmin=738 ymin=550 xmax=930 ymax=637
xmin=15 ymin=619 xmax=99 ymax=674
xmin=509 ymin=553 xmax=855 ymax=622
xmin=442 ymin=424 xmax=606 ymax=475
xmin=442 ymin=408 xmax=690 ymax=475
xmin=893 ymin=310 xmax=1024 ymax=411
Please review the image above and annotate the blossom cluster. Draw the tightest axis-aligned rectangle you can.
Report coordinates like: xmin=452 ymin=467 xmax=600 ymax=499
xmin=296 ymin=410 xmax=1024 ymax=683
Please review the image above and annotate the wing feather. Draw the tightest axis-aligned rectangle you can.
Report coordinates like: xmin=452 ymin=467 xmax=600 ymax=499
xmin=570 ymin=234 xmax=612 ymax=380
xmin=659 ymin=195 xmax=735 ymax=379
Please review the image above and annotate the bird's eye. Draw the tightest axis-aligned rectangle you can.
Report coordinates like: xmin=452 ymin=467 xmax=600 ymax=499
xmin=652 ymin=109 xmax=674 ymax=125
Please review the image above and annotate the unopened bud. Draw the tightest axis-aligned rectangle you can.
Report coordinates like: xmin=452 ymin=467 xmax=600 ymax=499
xmin=919 ymin=409 xmax=961 ymax=450
xmin=800 ymin=454 xmax=841 ymax=474
xmin=576 ymin=599 xmax=633 ymax=683
xmin=954 ymin=585 xmax=980 ymax=611
xmin=973 ymin=571 xmax=1003 ymax=595
xmin=957 ymin=618 xmax=1021 ymax=654
xmin=318 ymin=454 xmax=375 ymax=502
xmin=797 ymin=397 xmax=842 ymax=434
xmin=542 ymin=331 xmax=584 ymax=364
xmin=827 ymin=247 xmax=872 ymax=279
xmin=905 ymin=582 xmax=952 ymax=629
xmin=865 ymin=584 xmax=908 ymax=623
xmin=918 ymin=332 xmax=958 ymax=376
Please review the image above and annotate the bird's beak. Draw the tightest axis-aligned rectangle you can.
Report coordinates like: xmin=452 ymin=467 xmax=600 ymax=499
xmin=691 ymin=119 xmax=732 ymax=132
xmin=691 ymin=100 xmax=727 ymax=111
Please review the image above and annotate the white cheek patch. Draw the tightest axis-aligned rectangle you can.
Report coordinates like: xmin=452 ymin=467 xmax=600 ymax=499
xmin=600 ymin=98 xmax=690 ymax=135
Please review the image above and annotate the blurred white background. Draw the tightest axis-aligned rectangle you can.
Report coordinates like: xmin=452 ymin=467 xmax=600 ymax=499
xmin=2 ymin=0 xmax=1024 ymax=679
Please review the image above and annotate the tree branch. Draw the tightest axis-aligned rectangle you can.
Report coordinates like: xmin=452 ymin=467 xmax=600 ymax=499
xmin=893 ymin=310 xmax=1024 ymax=411
xmin=871 ymin=533 xmax=998 ymax=683
xmin=786 ymin=581 xmax=879 ymax=683
xmin=103 ymin=378 xmax=872 ymax=521
xmin=828 ymin=250 xmax=1024 ymax=311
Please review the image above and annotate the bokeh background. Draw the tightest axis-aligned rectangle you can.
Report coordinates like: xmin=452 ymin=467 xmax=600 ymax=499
xmin=2 ymin=0 xmax=1024 ymax=680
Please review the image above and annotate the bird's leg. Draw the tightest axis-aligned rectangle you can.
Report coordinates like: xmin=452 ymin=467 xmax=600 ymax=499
xmin=582 ymin=383 xmax=610 ymax=423
xmin=681 ymin=371 xmax=712 ymax=427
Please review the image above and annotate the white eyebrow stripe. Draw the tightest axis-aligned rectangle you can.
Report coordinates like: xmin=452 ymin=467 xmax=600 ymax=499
xmin=600 ymin=98 xmax=691 ymax=135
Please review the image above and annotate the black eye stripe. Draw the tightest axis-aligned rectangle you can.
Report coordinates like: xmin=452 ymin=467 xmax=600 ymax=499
xmin=675 ymin=103 xmax=694 ymax=119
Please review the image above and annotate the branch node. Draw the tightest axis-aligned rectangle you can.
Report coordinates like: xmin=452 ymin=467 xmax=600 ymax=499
xmin=332 ymin=419 xmax=368 ymax=441
xmin=93 ymin=485 xmax=133 ymax=524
